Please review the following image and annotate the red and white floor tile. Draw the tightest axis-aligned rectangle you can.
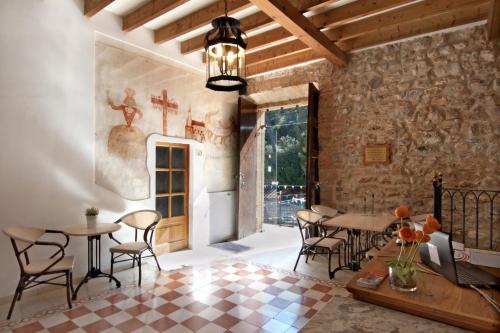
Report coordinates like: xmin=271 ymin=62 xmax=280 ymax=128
xmin=2 ymin=260 xmax=348 ymax=333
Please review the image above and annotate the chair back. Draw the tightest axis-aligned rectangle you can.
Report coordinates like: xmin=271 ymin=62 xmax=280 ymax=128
xmin=295 ymin=209 xmax=322 ymax=242
xmin=119 ymin=210 xmax=162 ymax=230
xmin=311 ymin=205 xmax=338 ymax=218
xmin=3 ymin=226 xmax=45 ymax=252
xmin=3 ymin=226 xmax=46 ymax=272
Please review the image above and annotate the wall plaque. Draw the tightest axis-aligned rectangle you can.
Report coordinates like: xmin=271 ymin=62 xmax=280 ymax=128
xmin=363 ymin=144 xmax=390 ymax=165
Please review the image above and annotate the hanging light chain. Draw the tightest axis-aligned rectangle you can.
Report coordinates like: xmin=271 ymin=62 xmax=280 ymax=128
xmin=224 ymin=0 xmax=228 ymax=17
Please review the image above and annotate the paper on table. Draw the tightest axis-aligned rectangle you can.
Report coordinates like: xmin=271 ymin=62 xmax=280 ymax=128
xmin=428 ymin=243 xmax=441 ymax=266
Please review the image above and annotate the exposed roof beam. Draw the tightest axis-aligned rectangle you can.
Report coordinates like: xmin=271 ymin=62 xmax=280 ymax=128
xmin=247 ymin=2 xmax=489 ymax=76
xmin=248 ymin=0 xmax=347 ymax=65
xmin=246 ymin=49 xmax=321 ymax=76
xmin=84 ymin=0 xmax=114 ymax=17
xmin=246 ymin=39 xmax=307 ymax=65
xmin=342 ymin=2 xmax=489 ymax=50
xmin=487 ymin=0 xmax=500 ymax=39
xmin=122 ymin=0 xmax=189 ymax=32
xmin=180 ymin=0 xmax=335 ymax=54
xmin=246 ymin=0 xmax=487 ymax=66
xmin=154 ymin=0 xmax=253 ymax=43
xmin=325 ymin=0 xmax=488 ymax=41
xmin=244 ymin=0 xmax=415 ymax=53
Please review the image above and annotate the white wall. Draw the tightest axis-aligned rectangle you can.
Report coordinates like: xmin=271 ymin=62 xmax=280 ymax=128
xmin=0 ymin=0 xmax=234 ymax=299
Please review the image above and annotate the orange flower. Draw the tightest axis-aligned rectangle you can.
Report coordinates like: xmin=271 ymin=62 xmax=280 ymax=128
xmin=425 ymin=215 xmax=441 ymax=230
xmin=423 ymin=223 xmax=436 ymax=235
xmin=414 ymin=230 xmax=431 ymax=243
xmin=414 ymin=230 xmax=424 ymax=242
xmin=394 ymin=205 xmax=411 ymax=219
xmin=399 ymin=227 xmax=415 ymax=241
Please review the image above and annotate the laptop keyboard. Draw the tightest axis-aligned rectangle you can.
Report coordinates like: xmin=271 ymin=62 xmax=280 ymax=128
xmin=456 ymin=264 xmax=489 ymax=285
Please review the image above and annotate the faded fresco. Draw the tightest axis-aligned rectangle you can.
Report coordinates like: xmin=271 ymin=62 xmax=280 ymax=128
xmin=95 ymin=42 xmax=237 ymax=200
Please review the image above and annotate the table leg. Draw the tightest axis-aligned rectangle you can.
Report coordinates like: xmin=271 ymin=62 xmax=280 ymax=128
xmin=72 ymin=235 xmax=121 ymax=300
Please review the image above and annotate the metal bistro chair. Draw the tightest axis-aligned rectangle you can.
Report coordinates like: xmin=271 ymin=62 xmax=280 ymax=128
xmin=311 ymin=204 xmax=349 ymax=241
xmin=109 ymin=210 xmax=162 ymax=286
xmin=3 ymin=226 xmax=74 ymax=320
xmin=293 ymin=210 xmax=344 ymax=279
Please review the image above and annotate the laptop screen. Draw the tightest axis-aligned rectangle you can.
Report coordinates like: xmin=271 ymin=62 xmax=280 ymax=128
xmin=419 ymin=231 xmax=459 ymax=284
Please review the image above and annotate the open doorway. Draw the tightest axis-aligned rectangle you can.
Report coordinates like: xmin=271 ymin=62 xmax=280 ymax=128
xmin=264 ymin=105 xmax=308 ymax=226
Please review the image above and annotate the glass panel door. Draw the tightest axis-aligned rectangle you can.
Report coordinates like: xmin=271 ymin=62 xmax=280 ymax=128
xmin=154 ymin=142 xmax=189 ymax=253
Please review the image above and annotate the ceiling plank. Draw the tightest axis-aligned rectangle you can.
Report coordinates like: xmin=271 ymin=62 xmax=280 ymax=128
xmin=246 ymin=49 xmax=321 ymax=76
xmin=180 ymin=0 xmax=335 ymax=54
xmin=84 ymin=0 xmax=114 ymax=17
xmin=122 ymin=0 xmax=189 ymax=32
xmin=487 ymin=0 xmax=500 ymax=39
xmin=248 ymin=0 xmax=347 ymax=65
xmin=154 ymin=0 xmax=252 ymax=43
xmin=324 ymin=0 xmax=489 ymax=41
xmin=247 ymin=2 xmax=489 ymax=76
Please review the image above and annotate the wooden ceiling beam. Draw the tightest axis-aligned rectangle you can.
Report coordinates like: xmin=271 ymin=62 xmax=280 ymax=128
xmin=243 ymin=0 xmax=414 ymax=53
xmin=309 ymin=0 xmax=415 ymax=29
xmin=246 ymin=49 xmax=321 ymax=76
xmin=246 ymin=39 xmax=307 ymax=65
xmin=323 ymin=0 xmax=489 ymax=41
xmin=122 ymin=0 xmax=189 ymax=32
xmin=246 ymin=0 xmax=487 ymax=66
xmin=247 ymin=2 xmax=489 ymax=76
xmin=487 ymin=0 xmax=500 ymax=39
xmin=342 ymin=2 xmax=490 ymax=50
xmin=248 ymin=0 xmax=347 ymax=65
xmin=84 ymin=0 xmax=114 ymax=17
xmin=180 ymin=0 xmax=335 ymax=54
xmin=154 ymin=0 xmax=252 ymax=43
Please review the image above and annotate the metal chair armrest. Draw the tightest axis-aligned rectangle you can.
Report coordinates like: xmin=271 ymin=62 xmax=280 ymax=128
xmin=45 ymin=229 xmax=70 ymax=249
xmin=144 ymin=222 xmax=158 ymax=247
xmin=32 ymin=240 xmax=66 ymax=275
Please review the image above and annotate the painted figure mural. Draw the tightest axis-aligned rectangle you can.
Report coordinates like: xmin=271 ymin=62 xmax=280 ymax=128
xmin=106 ymin=88 xmax=146 ymax=160
xmin=95 ymin=42 xmax=238 ymax=200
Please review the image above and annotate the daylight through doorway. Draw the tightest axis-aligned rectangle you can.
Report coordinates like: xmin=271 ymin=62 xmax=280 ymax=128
xmin=264 ymin=106 xmax=308 ymax=227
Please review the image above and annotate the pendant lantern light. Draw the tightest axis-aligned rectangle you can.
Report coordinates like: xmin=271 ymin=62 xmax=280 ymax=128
xmin=205 ymin=0 xmax=247 ymax=91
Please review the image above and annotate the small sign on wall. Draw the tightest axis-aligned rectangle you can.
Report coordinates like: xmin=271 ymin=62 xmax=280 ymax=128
xmin=363 ymin=144 xmax=390 ymax=165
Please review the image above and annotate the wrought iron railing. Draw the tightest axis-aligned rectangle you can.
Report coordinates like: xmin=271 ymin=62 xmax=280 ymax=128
xmin=433 ymin=175 xmax=500 ymax=250
xmin=264 ymin=184 xmax=305 ymax=227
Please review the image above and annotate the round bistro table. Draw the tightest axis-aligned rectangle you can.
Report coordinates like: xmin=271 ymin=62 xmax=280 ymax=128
xmin=64 ymin=223 xmax=121 ymax=300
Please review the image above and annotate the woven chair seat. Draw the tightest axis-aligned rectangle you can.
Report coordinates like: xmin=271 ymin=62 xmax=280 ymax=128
xmin=305 ymin=237 xmax=342 ymax=250
xmin=110 ymin=241 xmax=148 ymax=254
xmin=24 ymin=256 xmax=74 ymax=274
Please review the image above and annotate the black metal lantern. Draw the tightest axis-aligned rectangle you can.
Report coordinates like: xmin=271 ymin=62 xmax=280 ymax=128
xmin=205 ymin=1 xmax=247 ymax=92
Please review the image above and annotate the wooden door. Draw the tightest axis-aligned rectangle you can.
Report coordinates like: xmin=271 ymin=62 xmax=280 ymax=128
xmin=237 ymin=97 xmax=258 ymax=239
xmin=154 ymin=142 xmax=189 ymax=253
xmin=306 ymin=83 xmax=320 ymax=208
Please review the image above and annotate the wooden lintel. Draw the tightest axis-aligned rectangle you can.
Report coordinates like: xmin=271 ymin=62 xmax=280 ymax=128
xmin=122 ymin=0 xmax=189 ymax=32
xmin=84 ymin=0 xmax=114 ymax=17
xmin=248 ymin=0 xmax=347 ymax=65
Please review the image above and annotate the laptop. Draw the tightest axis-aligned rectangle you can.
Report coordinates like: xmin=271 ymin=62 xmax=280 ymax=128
xmin=419 ymin=231 xmax=500 ymax=288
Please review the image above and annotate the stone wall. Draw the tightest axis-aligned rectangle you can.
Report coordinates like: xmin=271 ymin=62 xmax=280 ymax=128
xmin=248 ymin=25 xmax=500 ymax=248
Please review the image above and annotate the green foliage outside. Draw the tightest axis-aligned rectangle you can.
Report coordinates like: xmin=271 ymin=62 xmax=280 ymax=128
xmin=264 ymin=106 xmax=308 ymax=186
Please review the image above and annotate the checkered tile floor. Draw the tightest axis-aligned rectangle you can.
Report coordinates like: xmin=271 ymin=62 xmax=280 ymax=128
xmin=5 ymin=260 xmax=346 ymax=333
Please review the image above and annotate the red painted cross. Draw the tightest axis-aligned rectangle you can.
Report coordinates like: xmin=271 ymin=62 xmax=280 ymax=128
xmin=151 ymin=89 xmax=179 ymax=136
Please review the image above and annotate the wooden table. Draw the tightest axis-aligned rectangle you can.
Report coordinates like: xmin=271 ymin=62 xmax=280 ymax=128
xmin=323 ymin=213 xmax=397 ymax=271
xmin=346 ymin=240 xmax=500 ymax=333
xmin=64 ymin=223 xmax=121 ymax=299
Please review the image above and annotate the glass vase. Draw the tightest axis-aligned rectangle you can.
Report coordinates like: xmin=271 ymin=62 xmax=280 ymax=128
xmin=388 ymin=265 xmax=417 ymax=292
